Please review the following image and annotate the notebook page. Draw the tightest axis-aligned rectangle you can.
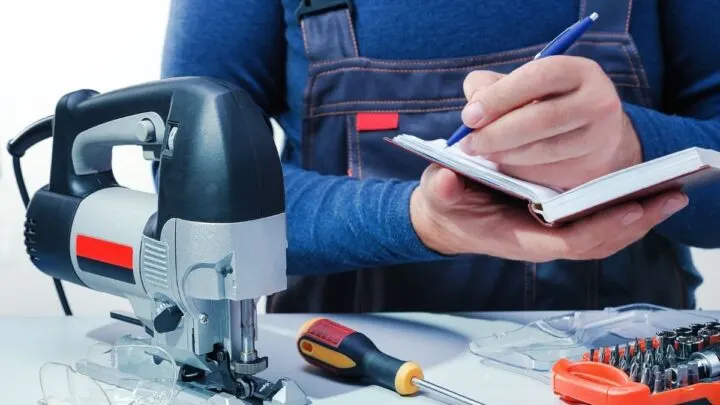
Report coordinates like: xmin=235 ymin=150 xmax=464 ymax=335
xmin=393 ymin=135 xmax=560 ymax=202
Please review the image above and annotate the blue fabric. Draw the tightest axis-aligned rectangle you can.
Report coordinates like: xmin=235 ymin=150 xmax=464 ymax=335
xmin=161 ymin=0 xmax=720 ymax=276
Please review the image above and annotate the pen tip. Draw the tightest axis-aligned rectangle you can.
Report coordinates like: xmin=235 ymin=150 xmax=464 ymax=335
xmin=589 ymin=12 xmax=599 ymax=21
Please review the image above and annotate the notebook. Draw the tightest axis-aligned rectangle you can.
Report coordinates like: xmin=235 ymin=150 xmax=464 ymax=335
xmin=386 ymin=134 xmax=720 ymax=226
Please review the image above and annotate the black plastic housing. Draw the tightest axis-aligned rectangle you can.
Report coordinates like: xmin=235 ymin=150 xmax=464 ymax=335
xmin=47 ymin=77 xmax=284 ymax=236
xmin=24 ymin=187 xmax=86 ymax=287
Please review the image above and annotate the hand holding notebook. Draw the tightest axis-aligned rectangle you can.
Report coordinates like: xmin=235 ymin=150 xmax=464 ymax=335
xmin=388 ymin=134 xmax=720 ymax=226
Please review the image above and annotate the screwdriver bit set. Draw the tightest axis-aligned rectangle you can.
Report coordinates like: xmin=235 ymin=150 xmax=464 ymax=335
xmin=551 ymin=321 xmax=720 ymax=404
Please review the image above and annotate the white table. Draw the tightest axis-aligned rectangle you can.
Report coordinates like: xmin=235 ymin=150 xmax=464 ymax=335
xmin=3 ymin=310 xmax=719 ymax=404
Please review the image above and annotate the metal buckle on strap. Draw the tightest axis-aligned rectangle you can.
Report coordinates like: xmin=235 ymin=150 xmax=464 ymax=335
xmin=295 ymin=0 xmax=354 ymax=23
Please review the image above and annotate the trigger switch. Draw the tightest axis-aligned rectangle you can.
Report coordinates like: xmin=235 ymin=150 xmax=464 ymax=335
xmin=153 ymin=305 xmax=183 ymax=333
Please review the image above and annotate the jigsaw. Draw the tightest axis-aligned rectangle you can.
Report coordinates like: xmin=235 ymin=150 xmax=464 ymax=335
xmin=8 ymin=77 xmax=308 ymax=404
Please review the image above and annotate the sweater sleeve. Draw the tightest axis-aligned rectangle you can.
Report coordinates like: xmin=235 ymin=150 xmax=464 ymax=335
xmin=622 ymin=0 xmax=720 ymax=248
xmin=160 ymin=0 xmax=443 ymax=275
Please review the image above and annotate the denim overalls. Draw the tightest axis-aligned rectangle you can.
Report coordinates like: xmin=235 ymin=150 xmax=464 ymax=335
xmin=266 ymin=0 xmax=702 ymax=313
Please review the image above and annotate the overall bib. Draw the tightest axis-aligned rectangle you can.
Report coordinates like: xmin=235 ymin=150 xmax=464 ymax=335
xmin=266 ymin=0 xmax=701 ymax=313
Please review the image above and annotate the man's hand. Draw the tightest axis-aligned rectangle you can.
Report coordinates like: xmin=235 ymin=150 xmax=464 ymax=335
xmin=407 ymin=57 xmax=689 ymax=261
xmin=459 ymin=56 xmax=642 ymax=189
xmin=410 ymin=165 xmax=687 ymax=261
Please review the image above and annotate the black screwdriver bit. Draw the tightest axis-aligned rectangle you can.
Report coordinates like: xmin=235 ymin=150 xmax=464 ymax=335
xmin=598 ymin=346 xmax=606 ymax=364
xmin=630 ymin=363 xmax=641 ymax=383
xmin=665 ymin=345 xmax=678 ymax=368
xmin=588 ymin=348 xmax=595 ymax=362
xmin=690 ymin=323 xmax=705 ymax=335
xmin=621 ymin=344 xmax=631 ymax=372
xmin=643 ymin=347 xmax=654 ymax=368
xmin=609 ymin=345 xmax=619 ymax=368
xmin=654 ymin=347 xmax=665 ymax=369
xmin=619 ymin=357 xmax=629 ymax=374
xmin=640 ymin=365 xmax=652 ymax=388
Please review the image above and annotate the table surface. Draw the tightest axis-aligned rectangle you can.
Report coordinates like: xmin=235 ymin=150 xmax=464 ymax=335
xmin=4 ymin=310 xmax=719 ymax=405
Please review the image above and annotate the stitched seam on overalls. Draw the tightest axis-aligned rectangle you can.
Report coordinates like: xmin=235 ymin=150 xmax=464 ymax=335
xmin=308 ymin=44 xmax=545 ymax=68
xmin=625 ymin=40 xmax=652 ymax=90
xmin=583 ymin=32 xmax=633 ymax=39
xmin=318 ymin=97 xmax=467 ymax=108
xmin=311 ymin=106 xmax=461 ymax=118
xmin=625 ymin=0 xmax=633 ymax=34
xmin=308 ymin=56 xmax=535 ymax=114
xmin=619 ymin=44 xmax=652 ymax=107
xmin=344 ymin=9 xmax=360 ymax=56
xmin=346 ymin=114 xmax=363 ymax=178
xmin=301 ymin=20 xmax=311 ymax=59
xmin=346 ymin=114 xmax=354 ymax=176
xmin=618 ymin=45 xmax=641 ymax=87
xmin=309 ymin=53 xmax=641 ymax=113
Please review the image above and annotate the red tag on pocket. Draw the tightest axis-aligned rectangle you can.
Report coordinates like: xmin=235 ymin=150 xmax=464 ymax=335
xmin=356 ymin=112 xmax=399 ymax=132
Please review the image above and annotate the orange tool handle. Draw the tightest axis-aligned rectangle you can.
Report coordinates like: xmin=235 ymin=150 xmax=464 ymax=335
xmin=296 ymin=318 xmax=423 ymax=396
xmin=552 ymin=358 xmax=720 ymax=405
xmin=552 ymin=358 xmax=649 ymax=405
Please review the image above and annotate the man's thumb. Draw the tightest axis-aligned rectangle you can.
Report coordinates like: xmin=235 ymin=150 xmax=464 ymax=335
xmin=428 ymin=166 xmax=465 ymax=206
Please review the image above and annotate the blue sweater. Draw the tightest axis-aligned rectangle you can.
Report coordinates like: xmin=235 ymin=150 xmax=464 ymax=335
xmin=162 ymin=0 xmax=720 ymax=276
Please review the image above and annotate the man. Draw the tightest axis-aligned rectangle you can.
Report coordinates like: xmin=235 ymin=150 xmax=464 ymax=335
xmin=160 ymin=0 xmax=720 ymax=312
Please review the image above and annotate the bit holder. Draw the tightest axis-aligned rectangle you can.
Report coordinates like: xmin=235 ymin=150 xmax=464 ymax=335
xmin=552 ymin=321 xmax=720 ymax=405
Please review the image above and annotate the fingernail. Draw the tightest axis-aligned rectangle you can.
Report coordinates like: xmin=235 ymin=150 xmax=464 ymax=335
xmin=662 ymin=196 xmax=688 ymax=216
xmin=622 ymin=208 xmax=643 ymax=225
xmin=461 ymin=101 xmax=485 ymax=126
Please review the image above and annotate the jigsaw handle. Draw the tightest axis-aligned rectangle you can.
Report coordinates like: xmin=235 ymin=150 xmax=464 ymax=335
xmin=46 ymin=77 xmax=284 ymax=229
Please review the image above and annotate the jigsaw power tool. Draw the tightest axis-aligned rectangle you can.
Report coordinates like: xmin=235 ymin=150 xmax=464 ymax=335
xmin=8 ymin=77 xmax=307 ymax=404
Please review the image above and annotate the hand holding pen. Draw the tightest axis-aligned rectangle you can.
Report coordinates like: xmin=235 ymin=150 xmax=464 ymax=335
xmin=446 ymin=12 xmax=599 ymax=148
xmin=448 ymin=11 xmax=672 ymax=198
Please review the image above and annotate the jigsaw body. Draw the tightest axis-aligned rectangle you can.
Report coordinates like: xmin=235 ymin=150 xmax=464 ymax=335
xmin=12 ymin=77 xmax=306 ymax=404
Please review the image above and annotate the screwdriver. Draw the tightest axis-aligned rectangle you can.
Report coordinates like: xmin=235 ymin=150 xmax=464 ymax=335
xmin=296 ymin=318 xmax=485 ymax=405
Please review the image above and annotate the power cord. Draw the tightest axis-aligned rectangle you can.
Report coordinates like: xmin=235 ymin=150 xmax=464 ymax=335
xmin=7 ymin=116 xmax=73 ymax=316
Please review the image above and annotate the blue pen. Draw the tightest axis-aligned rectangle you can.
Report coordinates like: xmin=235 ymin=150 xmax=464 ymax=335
xmin=445 ymin=12 xmax=599 ymax=148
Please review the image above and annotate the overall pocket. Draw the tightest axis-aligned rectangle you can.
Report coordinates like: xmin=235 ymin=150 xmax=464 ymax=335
xmin=346 ymin=108 xmax=464 ymax=180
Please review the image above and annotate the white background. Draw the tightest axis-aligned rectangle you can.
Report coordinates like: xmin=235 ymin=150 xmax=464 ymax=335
xmin=1 ymin=1 xmax=718 ymax=316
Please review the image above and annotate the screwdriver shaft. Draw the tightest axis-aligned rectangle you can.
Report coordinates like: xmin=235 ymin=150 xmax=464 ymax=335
xmin=413 ymin=378 xmax=486 ymax=405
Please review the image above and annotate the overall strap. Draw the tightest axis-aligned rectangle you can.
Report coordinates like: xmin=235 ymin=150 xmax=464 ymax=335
xmin=580 ymin=0 xmax=633 ymax=34
xmin=296 ymin=0 xmax=359 ymax=63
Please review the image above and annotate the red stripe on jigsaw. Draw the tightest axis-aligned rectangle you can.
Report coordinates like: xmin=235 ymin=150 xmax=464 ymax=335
xmin=76 ymin=235 xmax=133 ymax=270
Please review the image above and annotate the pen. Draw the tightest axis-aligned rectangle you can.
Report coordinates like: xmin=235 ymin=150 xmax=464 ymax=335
xmin=445 ymin=12 xmax=599 ymax=148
